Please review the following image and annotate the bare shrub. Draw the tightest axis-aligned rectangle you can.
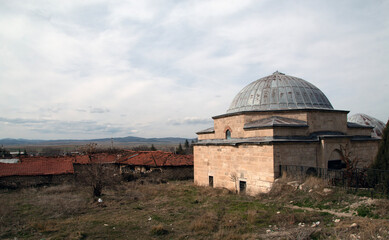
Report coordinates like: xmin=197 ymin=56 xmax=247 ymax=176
xmin=373 ymin=199 xmax=389 ymax=218
xmin=266 ymin=173 xmax=297 ymax=199
xmin=77 ymin=163 xmax=121 ymax=197
xmin=333 ymin=218 xmax=389 ymax=239
xmin=150 ymin=224 xmax=169 ymax=236
xmin=300 ymin=176 xmax=329 ymax=192
xmin=247 ymin=209 xmax=257 ymax=224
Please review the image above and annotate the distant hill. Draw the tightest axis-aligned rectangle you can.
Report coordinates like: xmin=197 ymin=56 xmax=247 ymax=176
xmin=0 ymin=136 xmax=196 ymax=146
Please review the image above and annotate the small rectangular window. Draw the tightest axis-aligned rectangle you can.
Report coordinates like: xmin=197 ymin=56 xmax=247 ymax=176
xmin=209 ymin=176 xmax=214 ymax=187
xmin=239 ymin=181 xmax=246 ymax=193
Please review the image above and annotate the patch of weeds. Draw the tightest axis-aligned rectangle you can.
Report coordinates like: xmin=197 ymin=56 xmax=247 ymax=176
xmin=133 ymin=205 xmax=143 ymax=210
xmin=341 ymin=206 xmax=350 ymax=213
xmin=150 ymin=224 xmax=169 ymax=236
xmin=294 ymin=198 xmax=315 ymax=208
xmin=310 ymin=229 xmax=327 ymax=240
xmin=356 ymin=204 xmax=378 ymax=218
xmin=19 ymin=203 xmax=34 ymax=211
xmin=190 ymin=211 xmax=218 ymax=232
xmin=150 ymin=214 xmax=164 ymax=222
xmin=319 ymin=212 xmax=332 ymax=217
xmin=67 ymin=231 xmax=88 ymax=239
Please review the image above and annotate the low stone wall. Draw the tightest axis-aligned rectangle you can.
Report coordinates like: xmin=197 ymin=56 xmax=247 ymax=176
xmin=0 ymin=174 xmax=74 ymax=189
xmin=121 ymin=166 xmax=193 ymax=182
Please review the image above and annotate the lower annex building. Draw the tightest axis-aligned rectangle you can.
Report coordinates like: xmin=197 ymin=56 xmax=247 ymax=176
xmin=194 ymin=71 xmax=380 ymax=196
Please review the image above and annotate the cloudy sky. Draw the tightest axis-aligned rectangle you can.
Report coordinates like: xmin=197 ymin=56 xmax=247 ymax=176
xmin=0 ymin=0 xmax=388 ymax=140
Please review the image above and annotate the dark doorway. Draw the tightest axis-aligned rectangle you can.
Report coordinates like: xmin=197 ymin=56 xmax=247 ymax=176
xmin=328 ymin=160 xmax=346 ymax=170
xmin=209 ymin=176 xmax=214 ymax=187
xmin=239 ymin=181 xmax=246 ymax=193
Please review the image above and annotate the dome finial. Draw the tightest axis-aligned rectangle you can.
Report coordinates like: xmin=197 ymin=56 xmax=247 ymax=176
xmin=273 ymin=71 xmax=284 ymax=75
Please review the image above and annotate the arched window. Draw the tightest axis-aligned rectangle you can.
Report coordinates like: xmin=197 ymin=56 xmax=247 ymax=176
xmin=226 ymin=129 xmax=231 ymax=139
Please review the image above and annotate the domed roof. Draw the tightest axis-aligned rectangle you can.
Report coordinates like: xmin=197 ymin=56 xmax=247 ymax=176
xmin=348 ymin=113 xmax=386 ymax=138
xmin=227 ymin=71 xmax=334 ymax=113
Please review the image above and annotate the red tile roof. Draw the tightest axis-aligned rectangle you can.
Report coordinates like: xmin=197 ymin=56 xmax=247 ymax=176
xmin=19 ymin=154 xmax=117 ymax=165
xmin=118 ymin=151 xmax=193 ymax=167
xmin=0 ymin=159 xmax=74 ymax=177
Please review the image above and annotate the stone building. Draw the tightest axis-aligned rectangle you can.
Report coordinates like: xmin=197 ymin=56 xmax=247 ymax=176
xmin=194 ymin=71 xmax=380 ymax=195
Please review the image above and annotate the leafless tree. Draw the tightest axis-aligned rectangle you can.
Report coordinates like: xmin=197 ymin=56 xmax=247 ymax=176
xmin=77 ymin=143 xmax=120 ymax=197
xmin=338 ymin=143 xmax=360 ymax=186
xmin=230 ymin=172 xmax=238 ymax=193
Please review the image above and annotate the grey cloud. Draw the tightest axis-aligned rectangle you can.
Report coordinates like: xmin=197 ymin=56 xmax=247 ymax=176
xmin=167 ymin=117 xmax=213 ymax=126
xmin=0 ymin=117 xmax=131 ymax=135
xmin=75 ymin=107 xmax=110 ymax=113
xmin=89 ymin=107 xmax=110 ymax=114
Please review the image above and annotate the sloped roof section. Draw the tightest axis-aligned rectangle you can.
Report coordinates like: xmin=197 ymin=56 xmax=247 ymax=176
xmin=227 ymin=71 xmax=333 ymax=113
xmin=0 ymin=160 xmax=74 ymax=177
xmin=196 ymin=127 xmax=215 ymax=134
xmin=119 ymin=151 xmax=193 ymax=167
xmin=244 ymin=116 xmax=308 ymax=129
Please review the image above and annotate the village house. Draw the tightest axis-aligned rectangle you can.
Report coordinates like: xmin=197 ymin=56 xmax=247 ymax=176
xmin=0 ymin=159 xmax=74 ymax=188
xmin=194 ymin=71 xmax=380 ymax=196
xmin=118 ymin=150 xmax=193 ymax=180
xmin=0 ymin=150 xmax=193 ymax=188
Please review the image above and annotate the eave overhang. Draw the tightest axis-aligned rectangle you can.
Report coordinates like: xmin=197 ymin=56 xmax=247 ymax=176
xmin=212 ymin=108 xmax=350 ymax=120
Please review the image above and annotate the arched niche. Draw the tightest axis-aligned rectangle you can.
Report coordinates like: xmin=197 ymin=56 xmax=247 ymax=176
xmin=327 ymin=149 xmax=345 ymax=169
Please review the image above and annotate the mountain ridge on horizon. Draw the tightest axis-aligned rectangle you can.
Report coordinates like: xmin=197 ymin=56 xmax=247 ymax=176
xmin=0 ymin=136 xmax=197 ymax=146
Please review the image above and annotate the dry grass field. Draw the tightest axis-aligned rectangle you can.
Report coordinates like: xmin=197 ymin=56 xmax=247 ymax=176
xmin=1 ymin=178 xmax=388 ymax=239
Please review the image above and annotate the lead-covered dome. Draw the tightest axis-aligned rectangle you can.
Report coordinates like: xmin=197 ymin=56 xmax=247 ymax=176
xmin=348 ymin=113 xmax=385 ymax=138
xmin=227 ymin=71 xmax=333 ymax=113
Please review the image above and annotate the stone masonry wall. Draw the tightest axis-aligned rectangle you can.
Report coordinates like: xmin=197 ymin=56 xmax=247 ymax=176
xmin=198 ymin=132 xmax=216 ymax=140
xmin=347 ymin=128 xmax=373 ymax=137
xmin=194 ymin=144 xmax=274 ymax=195
xmin=0 ymin=174 xmax=74 ymax=189
xmin=203 ymin=111 xmax=349 ymax=141
xmin=307 ymin=111 xmax=348 ymax=134
xmin=213 ymin=115 xmax=246 ymax=139
xmin=350 ymin=141 xmax=379 ymax=168
xmin=273 ymin=127 xmax=309 ymax=137
xmin=319 ymin=138 xmax=379 ymax=169
xmin=273 ymin=143 xmax=318 ymax=176
xmin=211 ymin=112 xmax=308 ymax=140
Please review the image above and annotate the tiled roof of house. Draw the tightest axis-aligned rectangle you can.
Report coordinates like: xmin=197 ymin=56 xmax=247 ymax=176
xmin=20 ymin=154 xmax=118 ymax=165
xmin=119 ymin=151 xmax=193 ymax=167
xmin=0 ymin=159 xmax=74 ymax=177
